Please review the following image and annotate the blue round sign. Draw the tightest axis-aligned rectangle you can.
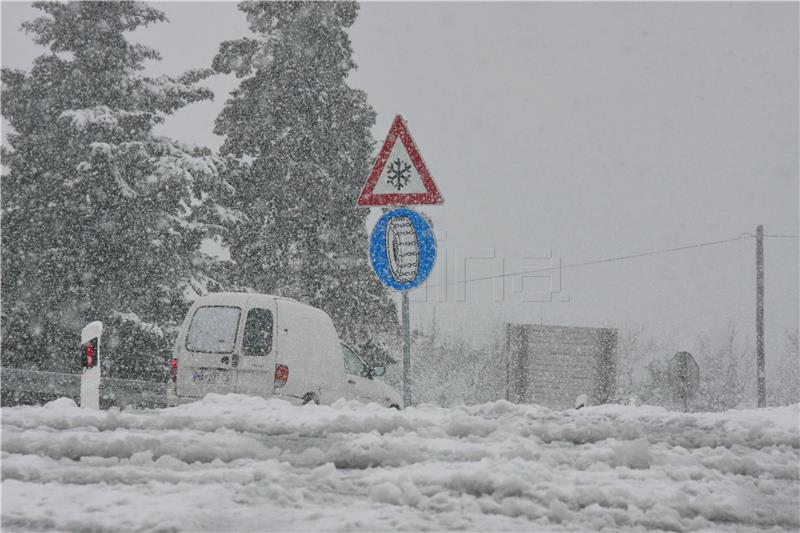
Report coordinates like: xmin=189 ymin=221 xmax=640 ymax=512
xmin=370 ymin=208 xmax=436 ymax=291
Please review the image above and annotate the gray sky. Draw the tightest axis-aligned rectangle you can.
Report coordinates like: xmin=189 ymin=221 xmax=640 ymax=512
xmin=3 ymin=2 xmax=798 ymax=367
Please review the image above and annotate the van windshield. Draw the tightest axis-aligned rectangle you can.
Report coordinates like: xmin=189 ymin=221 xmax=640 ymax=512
xmin=186 ymin=306 xmax=241 ymax=353
xmin=341 ymin=342 xmax=365 ymax=376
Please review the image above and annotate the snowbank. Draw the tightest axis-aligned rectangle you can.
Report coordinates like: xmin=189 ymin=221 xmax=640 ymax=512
xmin=2 ymin=395 xmax=798 ymax=531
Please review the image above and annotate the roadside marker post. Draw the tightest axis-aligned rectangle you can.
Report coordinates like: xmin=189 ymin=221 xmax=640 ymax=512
xmin=80 ymin=321 xmax=103 ymax=409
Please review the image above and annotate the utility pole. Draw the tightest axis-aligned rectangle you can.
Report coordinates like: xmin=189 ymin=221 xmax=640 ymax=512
xmin=756 ymin=225 xmax=765 ymax=408
xmin=402 ymin=291 xmax=411 ymax=407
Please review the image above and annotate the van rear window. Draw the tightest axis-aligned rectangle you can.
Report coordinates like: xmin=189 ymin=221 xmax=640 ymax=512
xmin=186 ymin=306 xmax=241 ymax=353
xmin=243 ymin=308 xmax=273 ymax=356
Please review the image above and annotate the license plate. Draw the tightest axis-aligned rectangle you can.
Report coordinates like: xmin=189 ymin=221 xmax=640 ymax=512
xmin=191 ymin=368 xmax=230 ymax=384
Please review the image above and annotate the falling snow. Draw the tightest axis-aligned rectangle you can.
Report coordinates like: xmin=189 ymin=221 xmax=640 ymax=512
xmin=1 ymin=1 xmax=798 ymax=531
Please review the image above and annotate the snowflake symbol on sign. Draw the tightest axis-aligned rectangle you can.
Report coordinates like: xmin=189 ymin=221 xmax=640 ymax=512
xmin=386 ymin=158 xmax=412 ymax=191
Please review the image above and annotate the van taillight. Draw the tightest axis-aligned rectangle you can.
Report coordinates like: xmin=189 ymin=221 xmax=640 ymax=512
xmin=274 ymin=364 xmax=288 ymax=388
xmin=170 ymin=358 xmax=178 ymax=383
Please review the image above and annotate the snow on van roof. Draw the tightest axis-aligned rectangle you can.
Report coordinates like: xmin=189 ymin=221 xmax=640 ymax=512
xmin=193 ymin=292 xmax=325 ymax=315
xmin=195 ymin=292 xmax=304 ymax=305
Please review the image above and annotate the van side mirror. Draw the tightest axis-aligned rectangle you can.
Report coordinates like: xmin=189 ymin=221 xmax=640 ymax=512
xmin=362 ymin=365 xmax=385 ymax=379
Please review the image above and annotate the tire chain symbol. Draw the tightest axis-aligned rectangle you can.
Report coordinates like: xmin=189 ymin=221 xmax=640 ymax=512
xmin=387 ymin=216 xmax=419 ymax=283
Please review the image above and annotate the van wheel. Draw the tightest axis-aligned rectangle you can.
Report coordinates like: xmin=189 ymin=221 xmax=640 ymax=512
xmin=389 ymin=403 xmax=401 ymax=410
xmin=302 ymin=392 xmax=319 ymax=405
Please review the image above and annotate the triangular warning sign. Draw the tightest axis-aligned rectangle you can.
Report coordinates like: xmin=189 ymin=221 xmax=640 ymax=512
xmin=357 ymin=115 xmax=444 ymax=206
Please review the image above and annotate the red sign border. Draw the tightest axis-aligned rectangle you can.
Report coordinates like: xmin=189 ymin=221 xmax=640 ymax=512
xmin=357 ymin=115 xmax=444 ymax=206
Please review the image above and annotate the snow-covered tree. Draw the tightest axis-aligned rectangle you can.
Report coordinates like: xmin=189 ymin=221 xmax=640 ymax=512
xmin=211 ymin=1 xmax=398 ymax=347
xmin=613 ymin=324 xmax=662 ymax=400
xmin=768 ymin=329 xmax=799 ymax=406
xmin=405 ymin=313 xmax=507 ymax=407
xmin=2 ymin=2 xmax=235 ymax=381
xmin=694 ymin=325 xmax=752 ymax=411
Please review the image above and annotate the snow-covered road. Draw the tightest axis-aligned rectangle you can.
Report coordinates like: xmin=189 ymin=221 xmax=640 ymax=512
xmin=2 ymin=395 xmax=798 ymax=532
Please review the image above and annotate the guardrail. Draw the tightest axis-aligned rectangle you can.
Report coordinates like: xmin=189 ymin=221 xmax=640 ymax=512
xmin=2 ymin=368 xmax=167 ymax=408
xmin=102 ymin=377 xmax=168 ymax=408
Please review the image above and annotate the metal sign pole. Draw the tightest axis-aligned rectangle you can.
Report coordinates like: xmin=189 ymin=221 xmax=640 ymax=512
xmin=402 ymin=291 xmax=411 ymax=407
xmin=756 ymin=225 xmax=765 ymax=408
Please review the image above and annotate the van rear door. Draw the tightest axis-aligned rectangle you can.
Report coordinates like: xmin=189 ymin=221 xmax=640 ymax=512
xmin=234 ymin=295 xmax=277 ymax=398
xmin=181 ymin=305 xmax=241 ymax=397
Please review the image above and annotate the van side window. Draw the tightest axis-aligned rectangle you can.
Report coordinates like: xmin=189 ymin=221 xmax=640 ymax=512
xmin=243 ymin=308 xmax=273 ymax=356
xmin=186 ymin=306 xmax=241 ymax=353
xmin=341 ymin=343 xmax=365 ymax=376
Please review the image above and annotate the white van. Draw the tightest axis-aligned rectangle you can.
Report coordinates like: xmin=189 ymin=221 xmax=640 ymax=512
xmin=166 ymin=292 xmax=403 ymax=409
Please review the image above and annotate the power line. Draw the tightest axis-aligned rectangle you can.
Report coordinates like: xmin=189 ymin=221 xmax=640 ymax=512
xmin=764 ymin=234 xmax=799 ymax=239
xmin=426 ymin=234 xmax=755 ymax=289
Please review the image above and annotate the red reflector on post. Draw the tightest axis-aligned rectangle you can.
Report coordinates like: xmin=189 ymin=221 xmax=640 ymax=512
xmin=170 ymin=358 xmax=178 ymax=383
xmin=274 ymin=364 xmax=288 ymax=388
xmin=82 ymin=339 xmax=97 ymax=369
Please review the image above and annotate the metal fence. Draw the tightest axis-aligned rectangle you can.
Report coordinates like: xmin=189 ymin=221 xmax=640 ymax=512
xmin=505 ymin=324 xmax=617 ymax=409
xmin=2 ymin=368 xmax=167 ymax=408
